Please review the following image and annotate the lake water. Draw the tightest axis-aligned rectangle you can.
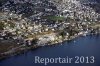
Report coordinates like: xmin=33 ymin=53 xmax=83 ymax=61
xmin=0 ymin=35 xmax=100 ymax=66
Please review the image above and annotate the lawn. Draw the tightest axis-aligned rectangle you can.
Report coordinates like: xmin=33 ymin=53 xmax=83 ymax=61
xmin=44 ymin=16 xmax=65 ymax=21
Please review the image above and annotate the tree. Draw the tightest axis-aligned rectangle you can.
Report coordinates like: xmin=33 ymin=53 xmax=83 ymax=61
xmin=59 ymin=31 xmax=66 ymax=39
xmin=31 ymin=38 xmax=38 ymax=45
xmin=0 ymin=22 xmax=5 ymax=30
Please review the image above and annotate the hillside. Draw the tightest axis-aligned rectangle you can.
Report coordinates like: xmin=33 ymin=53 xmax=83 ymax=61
xmin=0 ymin=0 xmax=100 ymax=22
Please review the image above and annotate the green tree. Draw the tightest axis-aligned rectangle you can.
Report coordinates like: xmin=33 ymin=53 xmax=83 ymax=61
xmin=0 ymin=22 xmax=5 ymax=30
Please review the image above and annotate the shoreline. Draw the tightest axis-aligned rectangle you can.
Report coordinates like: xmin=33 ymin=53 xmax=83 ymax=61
xmin=0 ymin=32 xmax=100 ymax=61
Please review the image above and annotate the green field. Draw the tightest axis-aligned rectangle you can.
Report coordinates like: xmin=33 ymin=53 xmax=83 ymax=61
xmin=45 ymin=16 xmax=65 ymax=21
